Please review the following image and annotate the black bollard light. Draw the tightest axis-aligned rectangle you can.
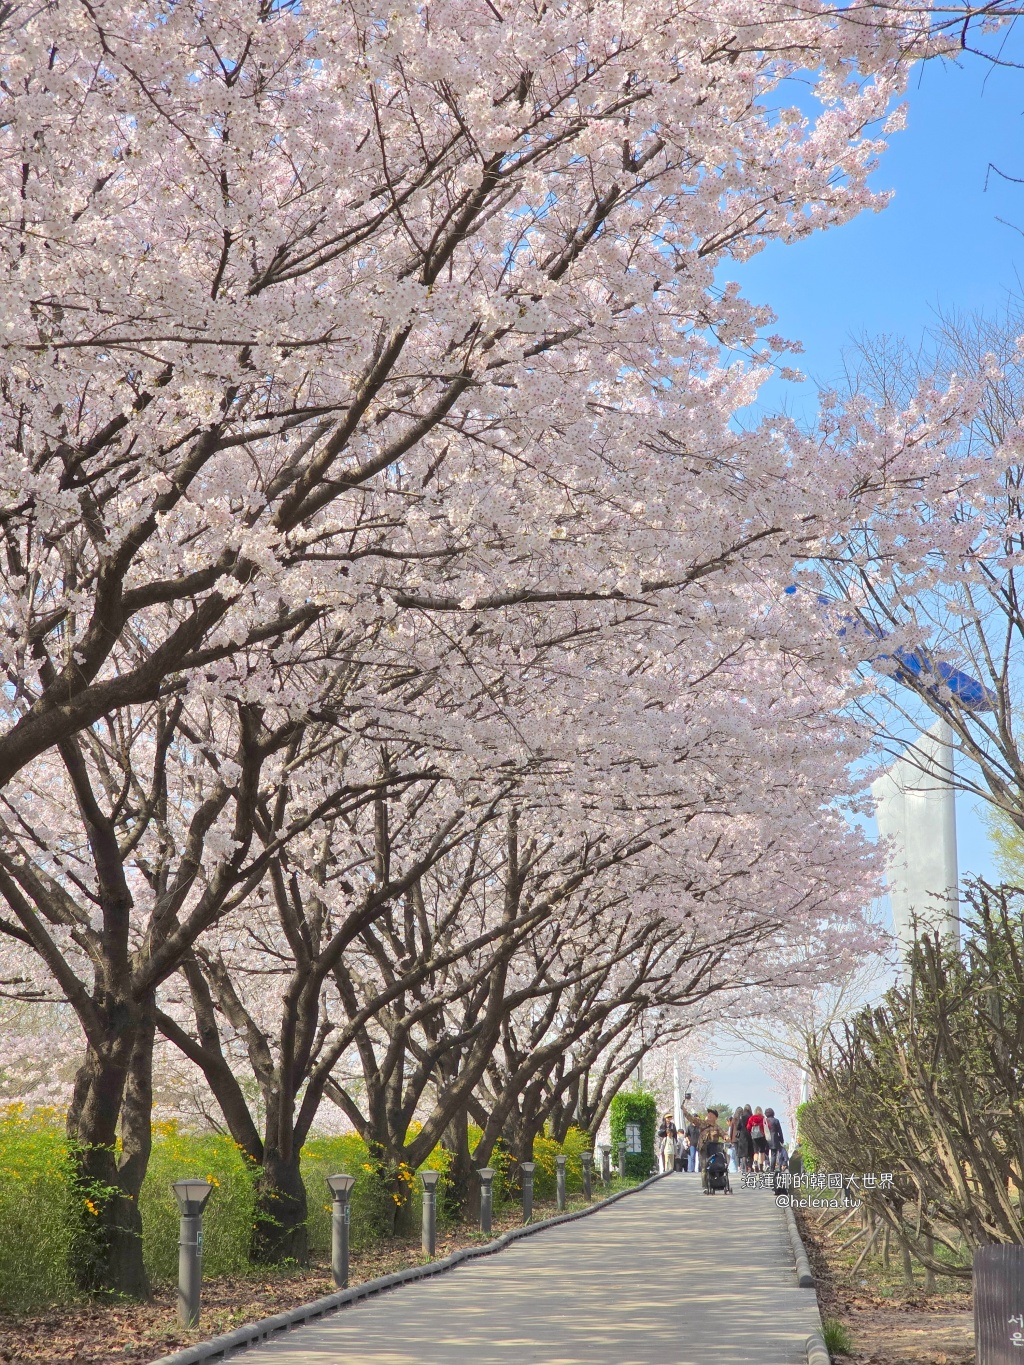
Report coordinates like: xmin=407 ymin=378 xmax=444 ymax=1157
xmin=618 ymin=1143 xmax=627 ymax=1180
xmin=520 ymin=1161 xmax=535 ymax=1223
xmin=172 ymin=1179 xmax=214 ymax=1329
xmin=478 ymin=1167 xmax=495 ymax=1235
xmin=420 ymin=1169 xmax=441 ymax=1256
xmin=556 ymin=1154 xmax=567 ymax=1211
xmin=599 ymin=1144 xmax=611 ymax=1185
xmin=580 ymin=1149 xmax=593 ymax=1202
xmin=326 ymin=1173 xmax=356 ymax=1288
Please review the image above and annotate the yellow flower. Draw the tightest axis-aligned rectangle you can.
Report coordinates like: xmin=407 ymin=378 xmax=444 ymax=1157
xmin=84 ymin=1199 xmax=99 ymax=1216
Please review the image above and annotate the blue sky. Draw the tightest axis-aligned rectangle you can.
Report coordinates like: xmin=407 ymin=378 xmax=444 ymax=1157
xmin=705 ymin=43 xmax=1022 ymax=1120
xmin=739 ymin=46 xmax=1024 ymax=427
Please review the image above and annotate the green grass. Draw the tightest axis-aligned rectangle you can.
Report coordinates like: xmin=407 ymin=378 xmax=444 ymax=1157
xmin=822 ymin=1316 xmax=853 ymax=1356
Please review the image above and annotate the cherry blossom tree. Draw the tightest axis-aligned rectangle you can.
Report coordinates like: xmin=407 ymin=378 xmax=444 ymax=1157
xmin=0 ymin=677 xmax=438 ymax=1291
xmin=0 ymin=0 xmax=942 ymax=1295
xmin=157 ymin=768 xmax=521 ymax=1256
xmin=155 ymin=632 xmax=884 ymax=1242
xmin=0 ymin=0 xmax=919 ymax=792
xmin=801 ymin=307 xmax=1024 ymax=831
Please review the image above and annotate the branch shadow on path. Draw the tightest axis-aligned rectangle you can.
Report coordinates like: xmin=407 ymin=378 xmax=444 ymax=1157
xmin=236 ymin=1176 xmax=822 ymax=1365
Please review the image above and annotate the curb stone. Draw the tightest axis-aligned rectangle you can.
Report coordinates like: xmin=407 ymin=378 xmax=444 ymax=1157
xmin=147 ymin=1171 xmax=669 ymax=1365
xmin=783 ymin=1200 xmax=817 ymax=1289
xmin=775 ymin=1197 xmax=829 ymax=1362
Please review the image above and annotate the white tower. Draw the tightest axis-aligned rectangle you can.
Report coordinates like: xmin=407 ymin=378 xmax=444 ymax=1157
xmin=871 ymin=719 xmax=960 ymax=951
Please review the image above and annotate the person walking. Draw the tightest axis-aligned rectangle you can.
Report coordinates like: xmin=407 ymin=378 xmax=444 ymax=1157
xmin=674 ymin=1129 xmax=687 ymax=1173
xmin=765 ymin=1108 xmax=785 ymax=1171
xmin=682 ymin=1106 xmax=726 ymax=1193
xmin=747 ymin=1106 xmax=769 ymax=1172
xmin=725 ymin=1107 xmax=739 ymax=1172
xmin=656 ymin=1112 xmax=677 ymax=1174
xmin=685 ymin=1115 xmax=701 ymax=1173
xmin=682 ymin=1105 xmax=723 ymax=1168
xmin=728 ymin=1106 xmax=751 ymax=1173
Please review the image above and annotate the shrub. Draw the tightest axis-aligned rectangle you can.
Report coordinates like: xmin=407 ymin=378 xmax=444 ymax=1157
xmin=531 ymin=1136 xmax=560 ymax=1201
xmin=609 ymin=1088 xmax=657 ymax=1180
xmin=485 ymin=1139 xmax=515 ymax=1208
xmin=420 ymin=1139 xmax=453 ymax=1227
xmin=140 ymin=1123 xmax=257 ymax=1281
xmin=795 ymin=1102 xmax=818 ymax=1172
xmin=0 ymin=1106 xmax=78 ymax=1310
xmin=559 ymin=1126 xmax=590 ymax=1193
xmin=302 ymin=1133 xmax=455 ymax=1245
xmin=0 ymin=1112 xmax=599 ymax=1310
xmin=300 ymin=1133 xmax=395 ymax=1251
xmin=528 ymin=1133 xmax=592 ymax=1201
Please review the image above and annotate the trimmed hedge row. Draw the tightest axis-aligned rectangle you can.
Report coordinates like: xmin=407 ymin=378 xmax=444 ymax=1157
xmin=609 ymin=1087 xmax=657 ymax=1180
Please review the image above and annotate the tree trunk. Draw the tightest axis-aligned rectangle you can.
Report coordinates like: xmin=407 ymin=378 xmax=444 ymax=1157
xmin=66 ymin=1014 xmax=153 ymax=1300
xmin=442 ymin=1109 xmax=474 ymax=1220
xmin=549 ymin=1077 xmax=580 ymax=1143
xmin=901 ymin=1231 xmax=916 ymax=1289
xmin=922 ymin=1221 xmax=937 ymax=1294
xmin=251 ymin=1149 xmax=310 ymax=1264
xmin=518 ymin=1109 xmax=543 ymax=1165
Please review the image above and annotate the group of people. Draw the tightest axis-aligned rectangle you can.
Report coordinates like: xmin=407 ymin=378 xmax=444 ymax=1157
xmin=656 ymin=1104 xmax=787 ymax=1175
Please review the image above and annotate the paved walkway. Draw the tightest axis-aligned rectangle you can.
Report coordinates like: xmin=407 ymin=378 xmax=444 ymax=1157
xmin=239 ymin=1176 xmax=821 ymax=1365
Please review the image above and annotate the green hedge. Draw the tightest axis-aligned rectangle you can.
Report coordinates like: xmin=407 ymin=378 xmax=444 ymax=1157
xmin=0 ymin=1109 xmax=597 ymax=1310
xmin=141 ymin=1123 xmax=258 ymax=1280
xmin=302 ymin=1130 xmax=452 ymax=1247
xmin=794 ymin=1101 xmax=818 ymax=1171
xmin=609 ymin=1088 xmax=657 ymax=1180
xmin=522 ymin=1127 xmax=591 ymax=1201
xmin=0 ymin=1106 xmax=78 ymax=1310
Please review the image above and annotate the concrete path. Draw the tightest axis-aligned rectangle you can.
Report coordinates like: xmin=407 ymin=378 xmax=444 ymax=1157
xmin=238 ymin=1175 xmax=821 ymax=1365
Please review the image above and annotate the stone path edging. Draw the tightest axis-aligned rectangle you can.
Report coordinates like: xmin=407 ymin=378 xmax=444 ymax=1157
xmin=778 ymin=1198 xmax=829 ymax=1362
xmin=147 ymin=1172 xmax=668 ymax=1365
xmin=783 ymin=1201 xmax=816 ymax=1289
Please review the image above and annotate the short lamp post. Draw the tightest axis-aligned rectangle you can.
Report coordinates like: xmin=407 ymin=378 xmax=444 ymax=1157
xmin=478 ymin=1167 xmax=495 ymax=1235
xmin=420 ymin=1170 xmax=441 ymax=1257
xmin=599 ymin=1144 xmax=611 ymax=1186
xmin=555 ymin=1154 xmax=567 ymax=1211
xmin=618 ymin=1143 xmax=627 ymax=1180
xmin=326 ymin=1173 xmax=356 ymax=1288
xmin=172 ymin=1179 xmax=214 ymax=1329
xmin=520 ymin=1161 xmax=535 ymax=1223
xmin=581 ymin=1150 xmax=593 ymax=1202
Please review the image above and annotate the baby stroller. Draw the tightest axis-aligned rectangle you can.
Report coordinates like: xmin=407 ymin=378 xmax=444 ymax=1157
xmin=702 ymin=1141 xmax=731 ymax=1195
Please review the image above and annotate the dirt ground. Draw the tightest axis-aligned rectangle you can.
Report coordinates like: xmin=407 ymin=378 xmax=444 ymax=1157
xmin=0 ymin=1203 xmax=564 ymax=1365
xmin=798 ymin=1209 xmax=974 ymax=1365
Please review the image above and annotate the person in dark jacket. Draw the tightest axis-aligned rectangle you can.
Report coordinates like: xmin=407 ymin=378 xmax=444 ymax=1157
xmin=764 ymin=1107 xmax=785 ymax=1171
xmin=682 ymin=1106 xmax=722 ymax=1174
xmin=674 ymin=1130 xmax=688 ymax=1172
xmin=685 ymin=1118 xmax=701 ymax=1173
xmin=728 ymin=1106 xmax=752 ymax=1172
